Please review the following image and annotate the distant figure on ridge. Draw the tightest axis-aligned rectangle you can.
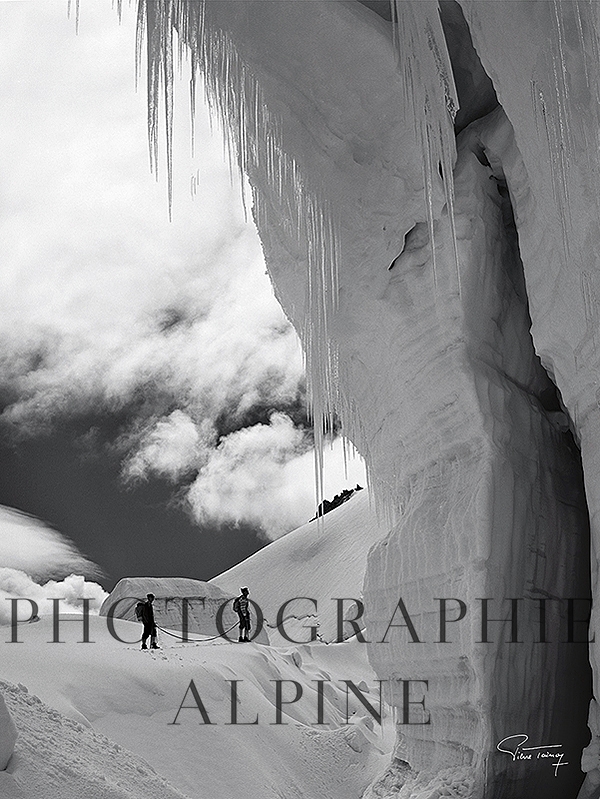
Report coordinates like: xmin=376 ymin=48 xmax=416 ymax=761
xmin=233 ymin=587 xmax=251 ymax=642
xmin=136 ymin=592 xmax=159 ymax=650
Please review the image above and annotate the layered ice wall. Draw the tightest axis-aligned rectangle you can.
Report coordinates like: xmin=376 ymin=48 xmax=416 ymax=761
xmin=138 ymin=1 xmax=599 ymax=796
xmin=364 ymin=106 xmax=590 ymax=798
xmin=454 ymin=5 xmax=600 ymax=798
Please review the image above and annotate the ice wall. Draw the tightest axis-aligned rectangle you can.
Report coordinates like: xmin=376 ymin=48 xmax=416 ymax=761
xmin=0 ymin=692 xmax=17 ymax=771
xmin=455 ymin=5 xmax=600 ymax=798
xmin=138 ymin=1 xmax=598 ymax=796
xmin=363 ymin=106 xmax=590 ymax=798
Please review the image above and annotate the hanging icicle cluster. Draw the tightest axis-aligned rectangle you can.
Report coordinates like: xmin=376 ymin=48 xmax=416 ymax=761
xmin=134 ymin=0 xmax=473 ymax=521
xmin=391 ymin=0 xmax=461 ymax=296
xmin=136 ymin=0 xmax=340 ymax=508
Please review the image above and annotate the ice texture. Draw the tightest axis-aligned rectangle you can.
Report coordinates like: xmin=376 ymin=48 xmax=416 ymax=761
xmin=0 ymin=680 xmax=188 ymax=799
xmin=0 ymin=692 xmax=17 ymax=771
xmin=137 ymin=1 xmax=600 ymax=796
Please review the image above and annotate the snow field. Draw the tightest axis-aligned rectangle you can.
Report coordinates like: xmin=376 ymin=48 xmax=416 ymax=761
xmin=0 ymin=491 xmax=394 ymax=798
xmin=0 ymin=613 xmax=393 ymax=799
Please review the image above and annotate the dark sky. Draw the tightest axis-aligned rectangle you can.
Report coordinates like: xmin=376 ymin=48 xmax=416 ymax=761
xmin=0 ymin=414 xmax=266 ymax=592
xmin=0 ymin=2 xmax=366 ymax=592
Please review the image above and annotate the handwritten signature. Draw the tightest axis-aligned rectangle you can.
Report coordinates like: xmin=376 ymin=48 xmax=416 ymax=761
xmin=496 ymin=734 xmax=568 ymax=777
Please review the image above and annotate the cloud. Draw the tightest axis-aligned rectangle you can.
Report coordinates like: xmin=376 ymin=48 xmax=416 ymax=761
xmin=0 ymin=505 xmax=101 ymax=582
xmin=0 ymin=3 xmax=302 ymax=428
xmin=187 ymin=415 xmax=366 ymax=538
xmin=0 ymin=9 xmax=302 ymax=423
xmin=0 ymin=503 xmax=108 ymax=626
xmin=123 ymin=410 xmax=215 ymax=483
xmin=0 ymin=2 xmax=366 ymax=539
xmin=0 ymin=200 xmax=304 ymax=437
xmin=0 ymin=569 xmax=108 ymax=626
xmin=123 ymin=409 xmax=367 ymax=538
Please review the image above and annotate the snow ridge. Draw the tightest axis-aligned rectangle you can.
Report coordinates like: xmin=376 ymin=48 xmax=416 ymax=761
xmin=0 ymin=681 xmax=189 ymax=799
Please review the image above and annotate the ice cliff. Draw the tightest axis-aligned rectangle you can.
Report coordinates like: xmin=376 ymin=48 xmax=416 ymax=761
xmin=138 ymin=1 xmax=600 ymax=797
xmin=0 ymin=692 xmax=17 ymax=771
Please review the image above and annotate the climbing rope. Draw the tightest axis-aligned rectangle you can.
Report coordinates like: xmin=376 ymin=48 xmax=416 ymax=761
xmin=155 ymin=622 xmax=239 ymax=643
xmin=129 ymin=595 xmax=240 ymax=643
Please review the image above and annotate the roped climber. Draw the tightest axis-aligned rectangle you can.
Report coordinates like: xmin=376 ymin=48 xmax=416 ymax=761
xmin=233 ymin=586 xmax=251 ymax=642
xmin=138 ymin=592 xmax=159 ymax=650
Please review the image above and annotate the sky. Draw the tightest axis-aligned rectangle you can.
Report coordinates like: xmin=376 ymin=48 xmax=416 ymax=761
xmin=0 ymin=0 xmax=366 ymax=592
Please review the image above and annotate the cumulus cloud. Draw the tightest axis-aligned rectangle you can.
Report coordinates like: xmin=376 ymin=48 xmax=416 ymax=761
xmin=0 ymin=506 xmax=101 ymax=582
xmin=123 ymin=411 xmax=215 ymax=483
xmin=122 ymin=409 xmax=367 ymax=538
xmin=0 ymin=570 xmax=108 ymax=626
xmin=0 ymin=3 xmax=304 ymax=438
xmin=187 ymin=415 xmax=366 ymax=538
xmin=0 ymin=504 xmax=108 ymax=626
xmin=0 ymin=214 xmax=304 ymax=438
xmin=0 ymin=2 xmax=365 ymax=539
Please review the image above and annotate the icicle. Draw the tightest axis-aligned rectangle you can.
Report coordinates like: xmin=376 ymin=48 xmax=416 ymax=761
xmin=552 ymin=0 xmax=573 ymax=155
xmin=530 ymin=80 xmax=541 ymax=140
xmin=581 ymin=272 xmax=595 ymax=328
xmin=573 ymin=2 xmax=590 ymax=89
xmin=134 ymin=1 xmax=342 ymax=517
xmin=391 ymin=0 xmax=461 ymax=298
xmin=530 ymin=81 xmax=571 ymax=261
xmin=573 ymin=0 xmax=600 ymax=227
xmin=189 ymin=50 xmax=197 ymax=158
xmin=550 ymin=37 xmax=573 ymax=222
xmin=112 ymin=0 xmax=123 ymax=25
xmin=163 ymin=2 xmax=174 ymax=219
xmin=137 ymin=1 xmax=471 ymax=525
xmin=67 ymin=0 xmax=80 ymax=34
xmin=134 ymin=0 xmax=145 ymax=94
xmin=529 ymin=2 xmax=600 ymax=266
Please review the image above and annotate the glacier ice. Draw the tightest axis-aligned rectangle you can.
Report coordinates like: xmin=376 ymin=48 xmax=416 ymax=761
xmin=136 ymin=1 xmax=600 ymax=796
xmin=0 ymin=692 xmax=17 ymax=771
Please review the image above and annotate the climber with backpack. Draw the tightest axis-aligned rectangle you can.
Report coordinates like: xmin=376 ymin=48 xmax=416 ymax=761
xmin=135 ymin=593 xmax=159 ymax=650
xmin=232 ymin=587 xmax=251 ymax=642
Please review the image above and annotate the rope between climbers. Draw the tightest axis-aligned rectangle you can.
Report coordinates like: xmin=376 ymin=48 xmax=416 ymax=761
xmin=156 ymin=622 xmax=239 ymax=643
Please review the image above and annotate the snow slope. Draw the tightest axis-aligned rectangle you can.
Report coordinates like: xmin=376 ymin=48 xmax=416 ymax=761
xmin=0 ymin=490 xmax=393 ymax=799
xmin=211 ymin=488 xmax=390 ymax=643
xmin=0 ymin=680 xmax=188 ymax=799
xmin=0 ymin=614 xmax=391 ymax=799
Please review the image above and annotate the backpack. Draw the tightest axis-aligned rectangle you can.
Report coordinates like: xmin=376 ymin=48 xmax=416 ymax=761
xmin=233 ymin=595 xmax=249 ymax=616
xmin=135 ymin=602 xmax=145 ymax=622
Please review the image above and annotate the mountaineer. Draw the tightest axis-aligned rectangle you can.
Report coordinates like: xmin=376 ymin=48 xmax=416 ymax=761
xmin=136 ymin=592 xmax=159 ymax=650
xmin=233 ymin=587 xmax=251 ymax=642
